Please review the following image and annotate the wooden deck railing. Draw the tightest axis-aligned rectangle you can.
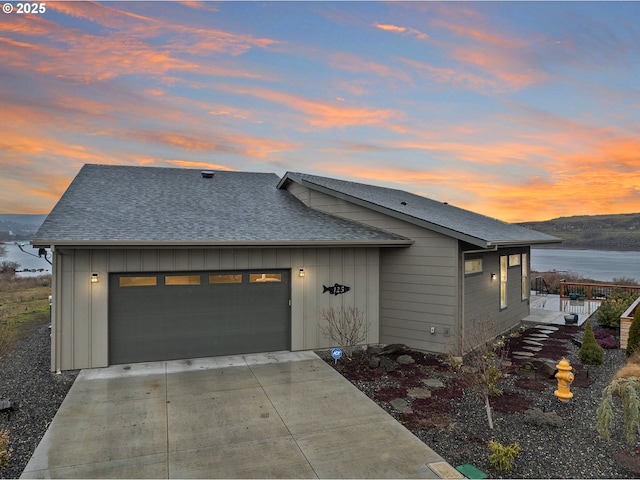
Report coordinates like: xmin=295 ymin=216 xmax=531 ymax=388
xmin=558 ymin=282 xmax=640 ymax=315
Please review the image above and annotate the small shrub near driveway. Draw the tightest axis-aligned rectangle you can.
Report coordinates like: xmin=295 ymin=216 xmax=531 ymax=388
xmin=488 ymin=440 xmax=522 ymax=473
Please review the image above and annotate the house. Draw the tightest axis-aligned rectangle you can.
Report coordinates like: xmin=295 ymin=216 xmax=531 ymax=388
xmin=32 ymin=164 xmax=561 ymax=372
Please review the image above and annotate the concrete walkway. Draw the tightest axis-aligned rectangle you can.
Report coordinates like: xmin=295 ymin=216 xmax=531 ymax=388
xmin=21 ymin=351 xmax=461 ymax=479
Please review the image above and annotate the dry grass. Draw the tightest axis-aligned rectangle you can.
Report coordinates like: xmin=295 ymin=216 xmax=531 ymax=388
xmin=613 ymin=361 xmax=640 ymax=380
xmin=0 ymin=275 xmax=51 ymax=360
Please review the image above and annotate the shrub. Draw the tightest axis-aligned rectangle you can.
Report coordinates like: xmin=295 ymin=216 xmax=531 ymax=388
xmin=597 ymin=289 xmax=639 ymax=328
xmin=627 ymin=307 xmax=640 ymax=358
xmin=597 ymin=376 xmax=640 ymax=444
xmin=319 ymin=306 xmax=369 ymax=359
xmin=488 ymin=440 xmax=522 ymax=473
xmin=0 ymin=429 xmax=11 ymax=469
xmin=593 ymin=328 xmax=618 ymax=349
xmin=579 ymin=321 xmax=604 ymax=365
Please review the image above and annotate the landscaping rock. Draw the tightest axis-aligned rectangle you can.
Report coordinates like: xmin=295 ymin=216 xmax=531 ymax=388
xmin=379 ymin=356 xmax=397 ymax=373
xmin=422 ymin=378 xmax=444 ymax=388
xmin=368 ymin=356 xmax=380 ymax=368
xmin=408 ymin=387 xmax=432 ymax=399
xmin=397 ymin=354 xmax=415 ymax=365
xmin=389 ymin=398 xmax=411 ymax=413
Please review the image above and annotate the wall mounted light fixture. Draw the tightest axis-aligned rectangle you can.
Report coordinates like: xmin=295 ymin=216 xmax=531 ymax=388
xmin=91 ymin=273 xmax=99 ymax=283
xmin=490 ymin=273 xmax=497 ymax=281
xmin=298 ymin=268 xmax=305 ymax=277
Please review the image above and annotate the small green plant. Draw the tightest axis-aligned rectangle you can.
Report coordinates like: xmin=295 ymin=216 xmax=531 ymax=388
xmin=0 ymin=428 xmax=12 ymax=469
xmin=579 ymin=320 xmax=604 ymax=365
xmin=488 ymin=440 xmax=522 ymax=473
xmin=597 ymin=289 xmax=638 ymax=329
xmin=626 ymin=306 xmax=640 ymax=358
xmin=597 ymin=376 xmax=640 ymax=444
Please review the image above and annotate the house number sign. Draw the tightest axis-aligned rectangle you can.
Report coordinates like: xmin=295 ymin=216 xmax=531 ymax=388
xmin=322 ymin=283 xmax=351 ymax=295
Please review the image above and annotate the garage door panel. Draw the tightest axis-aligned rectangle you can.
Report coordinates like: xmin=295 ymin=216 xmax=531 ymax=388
xmin=109 ymin=270 xmax=290 ymax=364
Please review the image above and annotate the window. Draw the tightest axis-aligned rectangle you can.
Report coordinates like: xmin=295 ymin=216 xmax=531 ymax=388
xmin=209 ymin=274 xmax=242 ymax=284
xmin=165 ymin=275 xmax=201 ymax=286
xmin=119 ymin=276 xmax=157 ymax=287
xmin=250 ymin=273 xmax=282 ymax=283
xmin=521 ymin=253 xmax=529 ymax=300
xmin=464 ymin=258 xmax=483 ymax=275
xmin=500 ymin=256 xmax=508 ymax=309
xmin=509 ymin=254 xmax=521 ymax=267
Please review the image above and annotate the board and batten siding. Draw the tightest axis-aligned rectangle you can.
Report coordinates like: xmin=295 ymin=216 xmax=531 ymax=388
xmin=51 ymin=246 xmax=379 ymax=371
xmin=286 ymin=183 xmax=460 ymax=354
xmin=462 ymin=247 xmax=530 ymax=353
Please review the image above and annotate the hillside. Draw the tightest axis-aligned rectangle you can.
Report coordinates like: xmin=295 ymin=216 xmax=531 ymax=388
xmin=0 ymin=214 xmax=47 ymax=241
xmin=519 ymin=212 xmax=640 ymax=251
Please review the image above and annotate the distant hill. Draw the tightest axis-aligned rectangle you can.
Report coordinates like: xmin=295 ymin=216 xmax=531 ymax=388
xmin=0 ymin=214 xmax=47 ymax=241
xmin=519 ymin=213 xmax=640 ymax=251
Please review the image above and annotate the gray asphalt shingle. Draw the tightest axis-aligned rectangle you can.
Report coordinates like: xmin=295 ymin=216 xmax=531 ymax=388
xmin=33 ymin=165 xmax=411 ymax=245
xmin=279 ymin=172 xmax=561 ymax=247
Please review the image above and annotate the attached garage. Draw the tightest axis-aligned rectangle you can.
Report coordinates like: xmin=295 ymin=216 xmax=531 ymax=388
xmin=109 ymin=270 xmax=291 ymax=364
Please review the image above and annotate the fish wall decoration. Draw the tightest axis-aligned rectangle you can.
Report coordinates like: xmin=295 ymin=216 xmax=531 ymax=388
xmin=323 ymin=283 xmax=351 ymax=296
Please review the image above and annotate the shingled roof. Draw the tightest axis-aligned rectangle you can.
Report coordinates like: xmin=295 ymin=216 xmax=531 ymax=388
xmin=32 ymin=165 xmax=412 ymax=246
xmin=278 ymin=172 xmax=561 ymax=248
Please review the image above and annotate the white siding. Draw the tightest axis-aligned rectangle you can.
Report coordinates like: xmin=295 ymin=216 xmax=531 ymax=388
xmin=52 ymin=246 xmax=380 ymax=371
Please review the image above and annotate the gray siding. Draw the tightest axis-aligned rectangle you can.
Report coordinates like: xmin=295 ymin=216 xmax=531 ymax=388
xmin=462 ymin=247 xmax=530 ymax=353
xmin=51 ymin=246 xmax=380 ymax=371
xmin=289 ymin=185 xmax=460 ymax=354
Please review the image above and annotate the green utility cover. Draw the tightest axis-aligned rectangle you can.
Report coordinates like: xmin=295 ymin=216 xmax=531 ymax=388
xmin=455 ymin=464 xmax=488 ymax=479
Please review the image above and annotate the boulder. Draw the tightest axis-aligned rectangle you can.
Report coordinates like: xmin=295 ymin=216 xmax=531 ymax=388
xmin=397 ymin=354 xmax=415 ymax=365
xmin=379 ymin=356 xmax=397 ymax=373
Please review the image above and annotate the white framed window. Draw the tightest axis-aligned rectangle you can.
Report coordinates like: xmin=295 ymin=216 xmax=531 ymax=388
xmin=500 ymin=256 xmax=508 ymax=309
xmin=521 ymin=253 xmax=529 ymax=300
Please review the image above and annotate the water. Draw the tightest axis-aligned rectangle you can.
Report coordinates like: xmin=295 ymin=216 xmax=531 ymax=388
xmin=531 ymin=248 xmax=640 ymax=283
xmin=2 ymin=242 xmax=638 ymax=282
xmin=0 ymin=242 xmax=51 ymax=277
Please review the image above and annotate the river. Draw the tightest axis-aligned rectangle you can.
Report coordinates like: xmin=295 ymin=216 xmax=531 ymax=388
xmin=531 ymin=248 xmax=640 ymax=283
xmin=0 ymin=242 xmax=52 ymax=277
xmin=1 ymin=243 xmax=637 ymax=283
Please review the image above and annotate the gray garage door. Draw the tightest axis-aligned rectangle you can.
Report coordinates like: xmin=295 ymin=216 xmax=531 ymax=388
xmin=109 ymin=270 xmax=290 ymax=364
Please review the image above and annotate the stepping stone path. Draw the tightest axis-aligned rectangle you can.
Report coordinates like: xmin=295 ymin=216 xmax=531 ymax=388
xmin=408 ymin=387 xmax=432 ymax=399
xmin=422 ymin=378 xmax=444 ymax=388
xmin=512 ymin=325 xmax=559 ymax=360
xmin=389 ymin=398 xmax=412 ymax=413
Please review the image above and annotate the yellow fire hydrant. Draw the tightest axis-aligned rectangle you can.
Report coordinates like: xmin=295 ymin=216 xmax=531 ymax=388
xmin=554 ymin=358 xmax=574 ymax=402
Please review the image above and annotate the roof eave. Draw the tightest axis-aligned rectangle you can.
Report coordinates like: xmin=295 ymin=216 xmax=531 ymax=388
xmin=285 ymin=176 xmax=492 ymax=248
xmin=487 ymin=238 xmax=564 ymax=248
xmin=32 ymin=239 xmax=414 ymax=248
xmin=282 ymin=175 xmax=566 ymax=249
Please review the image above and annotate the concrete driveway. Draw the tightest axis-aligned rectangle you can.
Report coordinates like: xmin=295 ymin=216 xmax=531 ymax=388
xmin=20 ymin=351 xmax=461 ymax=479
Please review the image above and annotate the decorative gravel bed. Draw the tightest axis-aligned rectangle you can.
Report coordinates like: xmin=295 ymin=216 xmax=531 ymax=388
xmin=0 ymin=322 xmax=78 ymax=479
xmin=319 ymin=324 xmax=640 ymax=479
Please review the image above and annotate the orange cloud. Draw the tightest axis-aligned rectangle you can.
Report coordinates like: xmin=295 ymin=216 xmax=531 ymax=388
xmin=219 ymin=85 xmax=402 ymax=129
xmin=374 ymin=23 xmax=428 ymax=40
xmin=328 ymin=52 xmax=412 ymax=84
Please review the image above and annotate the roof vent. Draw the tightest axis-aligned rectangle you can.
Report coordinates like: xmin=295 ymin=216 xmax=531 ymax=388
xmin=201 ymin=170 xmax=215 ymax=179
xmin=400 ymin=201 xmax=407 ymax=206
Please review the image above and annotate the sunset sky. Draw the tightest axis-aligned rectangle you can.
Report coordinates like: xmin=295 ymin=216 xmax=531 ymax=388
xmin=1 ymin=1 xmax=639 ymax=222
